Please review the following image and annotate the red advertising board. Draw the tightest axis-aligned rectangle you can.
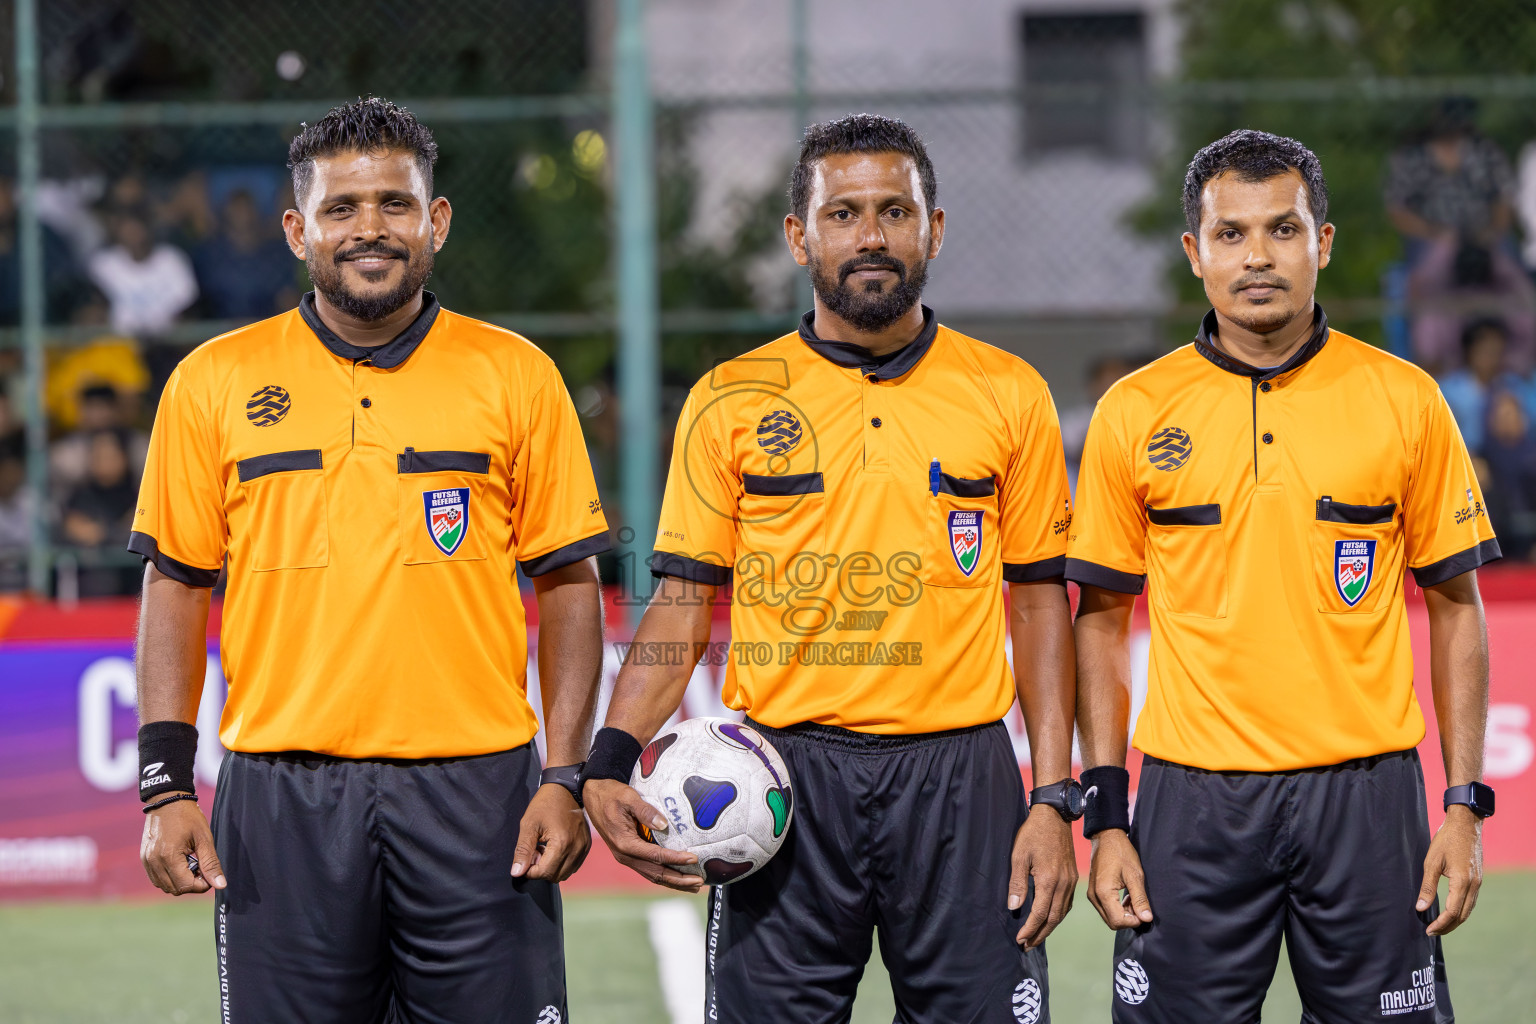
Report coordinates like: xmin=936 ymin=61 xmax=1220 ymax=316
xmin=2 ymin=574 xmax=1533 ymax=900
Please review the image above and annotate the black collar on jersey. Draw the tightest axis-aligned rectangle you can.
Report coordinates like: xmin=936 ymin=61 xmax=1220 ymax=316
xmin=798 ymin=305 xmax=938 ymax=381
xmin=299 ymin=290 xmax=441 ymax=369
xmin=1194 ymin=303 xmax=1329 ymax=382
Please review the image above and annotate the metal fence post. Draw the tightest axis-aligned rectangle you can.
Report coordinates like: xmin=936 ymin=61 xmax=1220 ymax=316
xmin=15 ymin=0 xmax=49 ymax=596
xmin=791 ymin=0 xmax=813 ymax=314
xmin=614 ymin=0 xmax=660 ymax=623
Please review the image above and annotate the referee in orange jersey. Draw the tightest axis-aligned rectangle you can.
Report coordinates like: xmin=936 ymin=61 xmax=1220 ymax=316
xmin=131 ymin=99 xmax=607 ymax=1022
xmin=582 ymin=115 xmax=1079 ymax=1024
xmin=1070 ymin=131 xmax=1498 ymax=1023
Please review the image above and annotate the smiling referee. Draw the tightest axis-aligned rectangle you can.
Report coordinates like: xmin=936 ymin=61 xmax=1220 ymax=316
xmin=129 ymin=99 xmax=608 ymax=1022
xmin=1070 ymin=130 xmax=1499 ymax=1023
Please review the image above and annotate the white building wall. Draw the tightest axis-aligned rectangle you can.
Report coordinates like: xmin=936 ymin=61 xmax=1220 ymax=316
xmin=645 ymin=0 xmax=1180 ymax=316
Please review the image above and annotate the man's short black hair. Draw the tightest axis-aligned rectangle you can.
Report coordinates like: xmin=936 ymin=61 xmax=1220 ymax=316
xmin=1182 ymin=129 xmax=1328 ymax=235
xmin=789 ymin=114 xmax=937 ymax=223
xmin=288 ymin=97 xmax=438 ymax=208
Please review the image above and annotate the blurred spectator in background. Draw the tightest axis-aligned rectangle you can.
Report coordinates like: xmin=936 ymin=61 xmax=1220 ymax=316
xmin=86 ymin=205 xmax=198 ymax=337
xmin=0 ymin=430 xmax=33 ymax=560
xmin=1061 ymin=352 xmax=1148 ymax=493
xmin=1386 ymin=99 xmax=1536 ymax=375
xmin=0 ymin=178 xmax=86 ymax=325
xmin=1517 ymin=139 xmax=1536 ymax=275
xmin=59 ymin=427 xmax=140 ymax=595
xmin=158 ymin=169 xmax=215 ymax=250
xmin=50 ymin=383 xmax=148 ymax=496
xmin=1440 ymin=319 xmax=1529 ymax=453
xmin=1481 ymin=388 xmax=1536 ymax=561
xmin=194 ymin=189 xmax=298 ymax=320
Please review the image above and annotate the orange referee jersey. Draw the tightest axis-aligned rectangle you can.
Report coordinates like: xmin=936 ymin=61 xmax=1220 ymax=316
xmin=1067 ymin=308 xmax=1499 ymax=772
xmin=129 ymin=293 xmax=610 ymax=758
xmin=651 ymin=308 xmax=1071 ymax=734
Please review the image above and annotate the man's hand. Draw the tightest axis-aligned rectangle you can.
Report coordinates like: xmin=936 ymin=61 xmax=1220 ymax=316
xmin=584 ymin=778 xmax=703 ymax=893
xmin=1418 ymin=805 xmax=1484 ymax=936
xmin=140 ymin=794 xmax=225 ymax=895
xmin=1010 ymin=807 xmax=1078 ymax=949
xmin=511 ymin=784 xmax=592 ymax=883
xmin=1087 ymin=828 xmax=1152 ymax=930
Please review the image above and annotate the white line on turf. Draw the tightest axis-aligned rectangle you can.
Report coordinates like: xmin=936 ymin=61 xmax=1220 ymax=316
xmin=646 ymin=898 xmax=706 ymax=1024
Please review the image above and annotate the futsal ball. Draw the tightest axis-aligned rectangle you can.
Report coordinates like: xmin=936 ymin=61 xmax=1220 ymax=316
xmin=630 ymin=717 xmax=794 ymax=885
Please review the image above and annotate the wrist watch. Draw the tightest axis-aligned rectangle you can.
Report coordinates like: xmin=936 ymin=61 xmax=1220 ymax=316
xmin=541 ymin=764 xmax=586 ymax=808
xmin=1443 ymin=781 xmax=1495 ymax=819
xmin=1029 ymin=778 xmax=1086 ymax=822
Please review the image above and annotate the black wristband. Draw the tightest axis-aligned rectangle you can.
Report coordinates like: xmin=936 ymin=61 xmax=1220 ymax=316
xmin=579 ymin=727 xmax=644 ymax=797
xmin=1081 ymin=765 xmax=1132 ymax=839
xmin=137 ymin=721 xmax=199 ymax=802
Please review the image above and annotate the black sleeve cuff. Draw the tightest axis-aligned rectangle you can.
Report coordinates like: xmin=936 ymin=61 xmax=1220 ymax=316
xmin=1064 ymin=557 xmax=1146 ymax=595
xmin=1003 ymin=556 xmax=1067 ymax=583
xmin=650 ymin=550 xmax=733 ymax=586
xmin=518 ymin=531 xmax=613 ymax=577
xmin=127 ymin=531 xmax=221 ymax=588
xmin=1412 ymin=538 xmax=1502 ymax=588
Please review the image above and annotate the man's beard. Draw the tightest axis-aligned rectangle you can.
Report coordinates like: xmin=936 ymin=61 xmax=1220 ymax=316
xmin=308 ymin=240 xmax=435 ymax=322
xmin=807 ymin=250 xmax=927 ymax=333
xmin=1224 ymin=274 xmax=1297 ymax=336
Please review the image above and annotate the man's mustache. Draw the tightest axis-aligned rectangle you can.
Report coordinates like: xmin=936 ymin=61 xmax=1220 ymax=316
xmin=335 ymin=242 xmax=411 ymax=265
xmin=838 ymin=253 xmax=907 ymax=284
xmin=1230 ymin=274 xmax=1291 ymax=293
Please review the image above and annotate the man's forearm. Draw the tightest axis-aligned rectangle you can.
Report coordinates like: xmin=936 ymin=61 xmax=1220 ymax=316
xmin=533 ymin=558 xmax=605 ymax=766
xmin=136 ymin=564 xmax=214 ymax=725
xmin=1074 ymin=586 xmax=1136 ymax=770
xmin=1425 ymin=575 xmax=1490 ymax=787
xmin=1009 ymin=580 xmax=1075 ymax=784
xmin=604 ymin=577 xmax=717 ymax=744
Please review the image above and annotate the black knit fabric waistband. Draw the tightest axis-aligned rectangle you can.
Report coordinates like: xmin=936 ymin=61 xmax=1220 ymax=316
xmin=233 ymin=743 xmax=530 ymax=768
xmin=745 ymin=717 xmax=1003 ymax=753
xmin=1143 ymin=747 xmax=1417 ymax=778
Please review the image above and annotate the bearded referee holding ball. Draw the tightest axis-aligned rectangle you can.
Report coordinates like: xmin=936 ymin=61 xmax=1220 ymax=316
xmin=130 ymin=99 xmax=609 ymax=1021
xmin=582 ymin=114 xmax=1079 ymax=1024
xmin=1069 ymin=130 xmax=1499 ymax=1023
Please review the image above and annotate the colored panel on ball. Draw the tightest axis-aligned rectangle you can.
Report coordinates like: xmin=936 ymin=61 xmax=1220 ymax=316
xmin=639 ymin=732 xmax=679 ymax=779
xmin=702 ymin=858 xmax=756 ymax=884
xmin=765 ymin=787 xmax=791 ymax=838
xmin=683 ymin=775 xmax=738 ymax=830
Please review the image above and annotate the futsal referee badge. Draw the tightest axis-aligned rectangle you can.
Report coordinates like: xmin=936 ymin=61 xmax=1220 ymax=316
xmin=1334 ymin=539 xmax=1376 ymax=606
xmin=948 ymin=510 xmax=982 ymax=577
xmin=424 ymin=488 xmax=469 ymax=556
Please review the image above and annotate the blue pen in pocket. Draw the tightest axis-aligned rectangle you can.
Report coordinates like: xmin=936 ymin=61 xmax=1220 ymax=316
xmin=929 ymin=457 xmax=940 ymax=496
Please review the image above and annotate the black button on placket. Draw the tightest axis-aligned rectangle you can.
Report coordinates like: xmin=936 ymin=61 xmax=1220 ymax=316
xmin=1262 ymin=432 xmax=1274 ymax=444
xmin=870 ymin=417 xmax=882 ymax=428
xmin=360 ymin=397 xmax=372 ymax=408
xmin=1260 ymin=381 xmax=1272 ymax=393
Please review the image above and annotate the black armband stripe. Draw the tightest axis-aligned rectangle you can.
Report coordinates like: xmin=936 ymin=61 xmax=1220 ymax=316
xmin=127 ymin=531 xmax=221 ymax=588
xmin=1004 ymin=557 xmax=1066 ymax=583
xmin=1412 ymin=538 xmax=1502 ymax=588
xmin=1064 ymin=558 xmax=1145 ymax=595
xmin=651 ymin=550 xmax=733 ymax=586
xmin=518 ymin=531 xmax=612 ymax=577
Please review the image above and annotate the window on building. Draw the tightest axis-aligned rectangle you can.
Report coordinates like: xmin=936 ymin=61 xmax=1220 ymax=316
xmin=1021 ymin=12 xmax=1147 ymax=161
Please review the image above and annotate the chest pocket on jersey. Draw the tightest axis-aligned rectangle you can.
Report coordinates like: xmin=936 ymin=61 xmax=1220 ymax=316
xmin=735 ymin=472 xmax=827 ymax=588
xmin=237 ymin=450 xmax=329 ymax=571
xmin=921 ymin=474 xmax=1000 ymax=589
xmin=397 ymin=448 xmax=491 ymax=564
xmin=1145 ymin=503 xmax=1227 ymax=618
xmin=1314 ymin=496 xmax=1398 ymax=613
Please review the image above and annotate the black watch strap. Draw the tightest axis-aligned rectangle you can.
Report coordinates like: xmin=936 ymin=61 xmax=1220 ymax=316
xmin=1444 ymin=781 xmax=1495 ymax=819
xmin=1029 ymin=779 xmax=1085 ymax=822
xmin=541 ymin=764 xmax=586 ymax=807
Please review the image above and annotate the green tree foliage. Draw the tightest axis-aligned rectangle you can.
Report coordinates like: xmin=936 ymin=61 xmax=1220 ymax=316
xmin=1154 ymin=0 xmax=1536 ymax=341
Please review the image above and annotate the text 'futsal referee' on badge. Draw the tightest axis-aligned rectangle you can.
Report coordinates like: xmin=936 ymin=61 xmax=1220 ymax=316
xmin=1334 ymin=539 xmax=1376 ymax=606
xmin=948 ymin=510 xmax=982 ymax=576
xmin=424 ymin=488 xmax=470 ymax=556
